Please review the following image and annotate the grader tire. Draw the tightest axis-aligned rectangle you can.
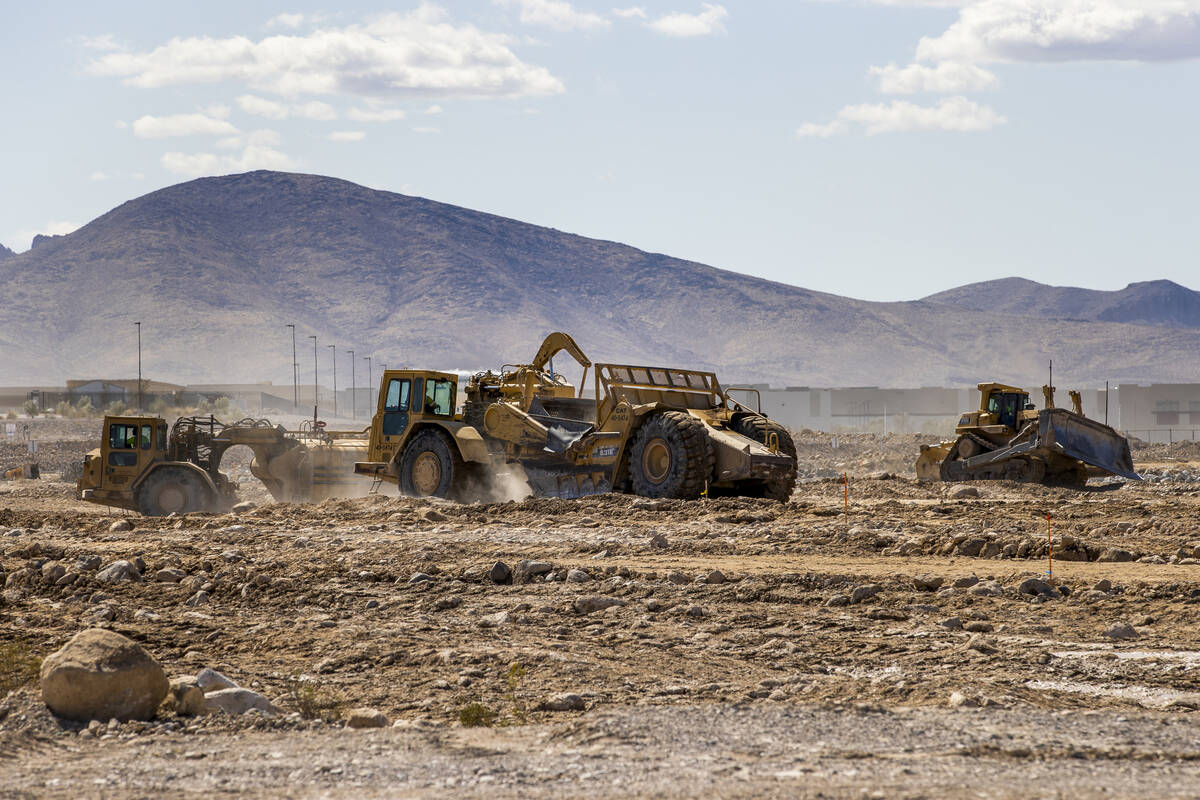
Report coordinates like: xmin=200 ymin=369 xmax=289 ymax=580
xmin=628 ymin=411 xmax=713 ymax=499
xmin=731 ymin=415 xmax=798 ymax=501
xmin=399 ymin=429 xmax=463 ymax=499
xmin=137 ymin=467 xmax=212 ymax=516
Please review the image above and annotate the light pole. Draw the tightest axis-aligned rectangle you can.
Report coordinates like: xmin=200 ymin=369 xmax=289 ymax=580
xmin=328 ymin=344 xmax=337 ymax=418
xmin=135 ymin=321 xmax=142 ymax=411
xmin=347 ymin=349 xmax=355 ymax=419
xmin=363 ymin=356 xmax=372 ymax=404
xmin=286 ymin=324 xmax=298 ymax=411
xmin=308 ymin=335 xmax=318 ymax=417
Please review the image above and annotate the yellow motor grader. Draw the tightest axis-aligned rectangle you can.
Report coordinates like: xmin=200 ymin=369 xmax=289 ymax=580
xmin=355 ymin=332 xmax=798 ymax=501
xmin=915 ymin=382 xmax=1139 ymax=488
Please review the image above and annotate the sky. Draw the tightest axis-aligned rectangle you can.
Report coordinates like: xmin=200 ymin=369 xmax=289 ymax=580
xmin=3 ymin=0 xmax=1199 ymax=302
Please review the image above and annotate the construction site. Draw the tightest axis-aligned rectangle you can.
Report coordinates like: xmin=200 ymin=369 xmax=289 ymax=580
xmin=5 ymin=328 xmax=1200 ymax=798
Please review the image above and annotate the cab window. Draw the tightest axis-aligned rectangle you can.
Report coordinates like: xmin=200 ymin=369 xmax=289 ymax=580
xmin=424 ymin=379 xmax=455 ymax=417
xmin=986 ymin=394 xmax=1002 ymax=414
xmin=158 ymin=422 xmax=168 ymax=450
xmin=384 ymin=379 xmax=410 ymax=412
xmin=140 ymin=425 xmax=153 ymax=449
xmin=109 ymin=423 xmax=139 ymax=449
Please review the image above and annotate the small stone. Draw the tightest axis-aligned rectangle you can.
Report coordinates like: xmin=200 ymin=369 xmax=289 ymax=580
xmin=648 ymin=533 xmax=669 ymax=549
xmin=220 ymin=550 xmax=244 ymax=563
xmin=969 ymin=580 xmax=1003 ymax=597
xmin=109 ymin=520 xmax=132 ymax=533
xmin=851 ymin=585 xmax=881 ymax=604
xmin=966 ymin=635 xmax=998 ymax=654
xmin=433 ymin=596 xmax=462 ymax=611
xmin=480 ymin=611 xmax=512 ymax=627
xmin=202 ymin=687 xmax=278 ymax=716
xmin=824 ymin=594 xmax=850 ymax=607
xmin=41 ymin=561 xmax=66 ymax=584
xmin=184 ymin=591 xmax=211 ymax=607
xmin=422 ymin=508 xmax=447 ymax=523
xmin=75 ymin=555 xmax=102 ymax=572
xmin=195 ymin=668 xmax=238 ymax=693
xmin=231 ymin=501 xmax=256 ymax=513
xmin=565 ymin=569 xmax=591 ymax=583
xmin=96 ymin=560 xmax=143 ymax=584
xmin=913 ymin=574 xmax=944 ymax=592
xmin=1097 ymin=548 xmax=1134 ymax=563
xmin=345 ymin=707 xmax=389 ymax=729
xmin=1092 ymin=579 xmax=1113 ymax=593
xmin=408 ymin=572 xmax=434 ymax=585
xmin=940 ymin=617 xmax=963 ymax=630
xmin=951 ymin=486 xmax=980 ymax=499
xmin=1018 ymin=578 xmax=1060 ymax=599
xmin=573 ymin=596 xmax=627 ymax=615
xmin=39 ymin=629 xmax=168 ymax=722
xmin=156 ymin=568 xmax=186 ymax=583
xmin=514 ymin=560 xmax=553 ymax=583
xmin=540 ymin=693 xmax=585 ymax=712
xmin=953 ymin=576 xmax=979 ymax=589
xmin=963 ymin=621 xmax=993 ymax=633
xmin=666 ymin=571 xmax=689 ymax=585
xmin=705 ymin=570 xmax=727 ymax=585
xmin=1103 ymin=622 xmax=1139 ymax=640
xmin=684 ymin=605 xmax=706 ymax=618
xmin=487 ymin=561 xmax=512 ymax=584
xmin=948 ymin=691 xmax=978 ymax=708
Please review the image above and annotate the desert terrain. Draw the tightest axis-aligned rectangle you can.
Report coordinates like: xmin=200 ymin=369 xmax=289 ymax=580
xmin=4 ymin=419 xmax=1200 ymax=798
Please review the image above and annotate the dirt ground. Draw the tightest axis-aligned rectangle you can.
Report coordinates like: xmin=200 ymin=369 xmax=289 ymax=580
xmin=4 ymin=421 xmax=1200 ymax=797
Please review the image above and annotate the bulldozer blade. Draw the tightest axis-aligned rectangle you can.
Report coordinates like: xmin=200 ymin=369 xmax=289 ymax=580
xmin=1038 ymin=408 xmax=1141 ymax=481
xmin=914 ymin=442 xmax=952 ymax=481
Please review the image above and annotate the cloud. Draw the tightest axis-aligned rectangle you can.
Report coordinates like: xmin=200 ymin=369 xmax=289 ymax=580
xmin=90 ymin=5 xmax=565 ymax=99
xmin=10 ymin=221 xmax=82 ymax=251
xmin=268 ymin=12 xmax=305 ymax=29
xmin=612 ymin=7 xmax=647 ymax=18
xmin=236 ymin=94 xmax=289 ymax=119
xmin=412 ymin=126 xmax=441 ymax=134
xmin=131 ymin=113 xmax=238 ymax=138
xmin=424 ymin=104 xmax=443 ymax=114
xmin=647 ymin=3 xmax=728 ymax=37
xmin=237 ymin=95 xmax=337 ymax=120
xmin=497 ymin=0 xmax=612 ymax=30
xmin=347 ymin=106 xmax=407 ymax=122
xmin=327 ymin=130 xmax=367 ymax=141
xmin=797 ymin=95 xmax=1006 ymax=136
xmin=215 ymin=129 xmax=282 ymax=150
xmin=161 ymin=140 xmax=297 ymax=176
xmin=90 ymin=171 xmax=109 ymax=181
xmin=916 ymin=0 xmax=1200 ymax=64
xmin=870 ymin=61 xmax=998 ymax=93
xmin=80 ymin=34 xmax=122 ymax=51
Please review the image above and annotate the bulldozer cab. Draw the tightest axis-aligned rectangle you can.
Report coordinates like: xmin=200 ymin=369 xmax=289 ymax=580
xmin=368 ymin=370 xmax=458 ymax=462
xmin=974 ymin=383 xmax=1030 ymax=433
xmin=95 ymin=416 xmax=168 ymax=493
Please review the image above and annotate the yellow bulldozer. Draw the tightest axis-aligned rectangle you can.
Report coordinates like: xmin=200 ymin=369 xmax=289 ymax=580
xmin=355 ymin=332 xmax=798 ymax=501
xmin=915 ymin=382 xmax=1139 ymax=488
xmin=78 ymin=415 xmax=366 ymax=515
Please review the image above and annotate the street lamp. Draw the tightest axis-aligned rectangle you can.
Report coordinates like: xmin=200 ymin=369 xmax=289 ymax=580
xmin=347 ymin=349 xmax=355 ymax=419
xmin=328 ymin=344 xmax=337 ymax=418
xmin=363 ymin=356 xmax=372 ymax=404
xmin=286 ymin=324 xmax=298 ymax=412
xmin=135 ymin=321 xmax=142 ymax=412
xmin=308 ymin=335 xmax=318 ymax=417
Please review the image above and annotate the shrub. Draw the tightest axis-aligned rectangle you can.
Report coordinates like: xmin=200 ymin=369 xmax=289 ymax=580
xmin=457 ymin=702 xmax=498 ymax=728
xmin=0 ymin=640 xmax=41 ymax=695
xmin=281 ymin=673 xmax=344 ymax=721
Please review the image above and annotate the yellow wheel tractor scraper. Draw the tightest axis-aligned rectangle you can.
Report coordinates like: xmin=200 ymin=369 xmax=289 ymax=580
xmin=915 ymin=382 xmax=1140 ymax=488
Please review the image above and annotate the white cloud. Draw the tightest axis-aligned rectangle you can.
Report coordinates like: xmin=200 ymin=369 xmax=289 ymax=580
xmin=647 ymin=3 xmax=728 ymax=37
xmin=215 ymin=129 xmax=282 ymax=150
xmin=612 ymin=7 xmax=647 ymax=18
xmin=161 ymin=141 xmax=297 ymax=176
xmin=328 ymin=130 xmax=367 ymax=141
xmin=797 ymin=96 xmax=1006 ymax=136
xmin=10 ymin=221 xmax=82 ymax=250
xmin=412 ymin=126 xmax=441 ymax=133
xmin=916 ymin=0 xmax=1200 ymax=64
xmin=424 ymin=104 xmax=443 ymax=114
xmin=347 ymin=106 xmax=407 ymax=122
xmin=81 ymin=34 xmax=122 ymax=51
xmin=293 ymin=100 xmax=337 ymax=120
xmin=90 ymin=5 xmax=564 ymax=99
xmin=870 ymin=61 xmax=998 ymax=93
xmin=268 ymin=12 xmax=305 ymax=29
xmin=237 ymin=94 xmax=289 ymax=119
xmin=498 ymin=0 xmax=612 ymax=30
xmin=131 ymin=113 xmax=238 ymax=138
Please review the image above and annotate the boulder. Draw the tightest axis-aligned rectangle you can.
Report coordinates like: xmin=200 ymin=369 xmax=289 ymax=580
xmin=96 ymin=560 xmax=142 ymax=584
xmin=487 ymin=561 xmax=512 ymax=584
xmin=195 ymin=667 xmax=238 ymax=693
xmin=913 ymin=574 xmax=944 ymax=592
xmin=168 ymin=678 xmax=205 ymax=716
xmin=565 ymin=569 xmax=592 ymax=583
xmin=539 ymin=693 xmax=586 ymax=712
xmin=39 ymin=628 xmax=168 ymax=721
xmin=573 ymin=595 xmax=627 ymax=614
xmin=345 ymin=707 xmax=389 ymax=728
xmin=513 ymin=560 xmax=553 ymax=583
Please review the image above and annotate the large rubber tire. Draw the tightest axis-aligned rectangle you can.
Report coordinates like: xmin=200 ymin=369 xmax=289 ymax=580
xmin=137 ymin=466 xmax=212 ymax=516
xmin=731 ymin=415 xmax=798 ymax=501
xmin=628 ymin=411 xmax=713 ymax=499
xmin=399 ymin=429 xmax=463 ymax=499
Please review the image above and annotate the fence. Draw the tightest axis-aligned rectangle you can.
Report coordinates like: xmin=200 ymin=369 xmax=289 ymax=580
xmin=1124 ymin=429 xmax=1199 ymax=444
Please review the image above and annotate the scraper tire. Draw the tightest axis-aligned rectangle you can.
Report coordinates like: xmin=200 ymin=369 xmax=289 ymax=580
xmin=628 ymin=411 xmax=713 ymax=499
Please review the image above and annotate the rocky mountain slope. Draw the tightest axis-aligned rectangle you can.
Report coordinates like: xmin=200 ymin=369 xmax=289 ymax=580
xmin=924 ymin=278 xmax=1200 ymax=328
xmin=3 ymin=171 xmax=1200 ymax=389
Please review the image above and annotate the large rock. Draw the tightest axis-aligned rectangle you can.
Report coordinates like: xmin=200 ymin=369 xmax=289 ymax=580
xmin=96 ymin=560 xmax=143 ymax=584
xmin=195 ymin=667 xmax=238 ymax=692
xmin=39 ymin=629 xmax=168 ymax=721
xmin=345 ymin=707 xmax=389 ymax=728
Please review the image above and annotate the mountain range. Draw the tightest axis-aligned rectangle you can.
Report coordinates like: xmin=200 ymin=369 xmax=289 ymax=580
xmin=3 ymin=170 xmax=1199 ymax=390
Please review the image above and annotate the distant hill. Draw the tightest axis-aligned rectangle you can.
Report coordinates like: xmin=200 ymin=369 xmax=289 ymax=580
xmin=3 ymin=170 xmax=1200 ymax=390
xmin=0 ymin=243 xmax=14 ymax=260
xmin=923 ymin=277 xmax=1200 ymax=328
